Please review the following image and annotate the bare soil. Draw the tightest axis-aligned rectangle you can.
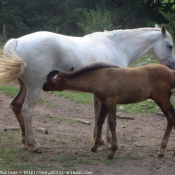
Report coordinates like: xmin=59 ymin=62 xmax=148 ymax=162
xmin=0 ymin=83 xmax=175 ymax=175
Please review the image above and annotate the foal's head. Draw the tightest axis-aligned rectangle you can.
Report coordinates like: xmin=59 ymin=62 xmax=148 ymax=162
xmin=43 ymin=70 xmax=65 ymax=91
xmin=43 ymin=62 xmax=119 ymax=92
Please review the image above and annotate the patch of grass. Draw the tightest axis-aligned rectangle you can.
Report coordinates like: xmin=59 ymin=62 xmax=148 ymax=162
xmin=46 ymin=101 xmax=56 ymax=108
xmin=52 ymin=116 xmax=78 ymax=123
xmin=77 ymin=158 xmax=93 ymax=165
xmin=57 ymin=154 xmax=77 ymax=167
xmin=116 ymin=152 xmax=142 ymax=160
xmin=37 ymin=115 xmax=46 ymax=120
xmin=0 ymin=85 xmax=18 ymax=97
xmin=130 ymin=54 xmax=158 ymax=67
xmin=38 ymin=98 xmax=45 ymax=104
xmin=71 ymin=137 xmax=82 ymax=143
xmin=118 ymin=95 xmax=175 ymax=114
xmin=104 ymin=159 xmax=116 ymax=165
xmin=54 ymin=134 xmax=62 ymax=139
xmin=53 ymin=91 xmax=92 ymax=104
xmin=117 ymin=100 xmax=159 ymax=114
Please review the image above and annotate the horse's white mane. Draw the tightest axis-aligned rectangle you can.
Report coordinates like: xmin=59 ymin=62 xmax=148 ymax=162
xmin=103 ymin=25 xmax=161 ymax=35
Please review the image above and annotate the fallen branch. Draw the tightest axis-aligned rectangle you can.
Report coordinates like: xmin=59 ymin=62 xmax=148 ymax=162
xmin=4 ymin=127 xmax=20 ymax=131
xmin=117 ymin=115 xmax=134 ymax=120
xmin=76 ymin=119 xmax=92 ymax=125
xmin=43 ymin=145 xmax=51 ymax=149
xmin=154 ymin=112 xmax=165 ymax=117
xmin=37 ymin=127 xmax=48 ymax=134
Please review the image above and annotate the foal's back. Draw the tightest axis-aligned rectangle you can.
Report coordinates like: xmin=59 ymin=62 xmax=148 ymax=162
xmin=96 ymin=64 xmax=175 ymax=104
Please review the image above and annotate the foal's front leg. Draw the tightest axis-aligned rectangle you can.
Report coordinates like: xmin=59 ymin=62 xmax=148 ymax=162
xmin=93 ymin=95 xmax=112 ymax=146
xmin=91 ymin=103 xmax=108 ymax=152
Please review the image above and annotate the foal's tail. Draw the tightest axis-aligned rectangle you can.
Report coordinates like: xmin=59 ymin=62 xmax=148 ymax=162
xmin=0 ymin=39 xmax=26 ymax=86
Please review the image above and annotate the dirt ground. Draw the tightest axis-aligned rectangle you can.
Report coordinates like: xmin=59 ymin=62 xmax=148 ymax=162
xmin=0 ymin=83 xmax=175 ymax=175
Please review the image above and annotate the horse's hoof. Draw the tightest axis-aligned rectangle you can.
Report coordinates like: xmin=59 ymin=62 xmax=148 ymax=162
xmin=98 ymin=139 xmax=105 ymax=146
xmin=33 ymin=147 xmax=44 ymax=153
xmin=20 ymin=133 xmax=26 ymax=145
xmin=105 ymin=142 xmax=112 ymax=149
xmin=107 ymin=154 xmax=114 ymax=159
xmin=158 ymin=153 xmax=164 ymax=159
xmin=21 ymin=138 xmax=25 ymax=145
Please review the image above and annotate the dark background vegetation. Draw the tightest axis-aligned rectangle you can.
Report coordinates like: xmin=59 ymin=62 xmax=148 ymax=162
xmin=0 ymin=0 xmax=175 ymax=39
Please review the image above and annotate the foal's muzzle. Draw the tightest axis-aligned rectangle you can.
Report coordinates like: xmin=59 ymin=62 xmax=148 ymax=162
xmin=42 ymin=83 xmax=49 ymax=92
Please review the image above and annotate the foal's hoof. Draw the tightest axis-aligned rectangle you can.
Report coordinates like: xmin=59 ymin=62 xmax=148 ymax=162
xmin=107 ymin=154 xmax=114 ymax=159
xmin=99 ymin=140 xmax=105 ymax=146
xmin=158 ymin=153 xmax=164 ymax=159
xmin=91 ymin=146 xmax=97 ymax=152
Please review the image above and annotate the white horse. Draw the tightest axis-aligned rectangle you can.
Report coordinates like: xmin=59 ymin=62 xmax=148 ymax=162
xmin=1 ymin=24 xmax=175 ymax=152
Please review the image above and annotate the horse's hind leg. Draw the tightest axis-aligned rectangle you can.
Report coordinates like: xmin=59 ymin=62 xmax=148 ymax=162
xmin=105 ymin=116 xmax=112 ymax=148
xmin=93 ymin=95 xmax=104 ymax=145
xmin=154 ymin=97 xmax=175 ymax=158
xmin=10 ymin=78 xmax=26 ymax=144
xmin=22 ymin=86 xmax=42 ymax=152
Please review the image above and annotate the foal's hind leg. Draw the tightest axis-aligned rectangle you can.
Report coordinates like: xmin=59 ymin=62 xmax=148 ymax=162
xmin=154 ymin=96 xmax=175 ymax=158
xmin=10 ymin=78 xmax=26 ymax=144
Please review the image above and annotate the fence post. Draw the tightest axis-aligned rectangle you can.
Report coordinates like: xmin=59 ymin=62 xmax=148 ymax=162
xmin=3 ymin=24 xmax=6 ymax=40
xmin=56 ymin=26 xmax=60 ymax=33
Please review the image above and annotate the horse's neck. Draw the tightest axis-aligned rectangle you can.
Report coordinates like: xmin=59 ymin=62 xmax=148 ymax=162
xmin=112 ymin=29 xmax=161 ymax=65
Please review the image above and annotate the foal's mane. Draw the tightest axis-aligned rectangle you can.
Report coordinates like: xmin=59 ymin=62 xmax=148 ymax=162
xmin=61 ymin=62 xmax=120 ymax=78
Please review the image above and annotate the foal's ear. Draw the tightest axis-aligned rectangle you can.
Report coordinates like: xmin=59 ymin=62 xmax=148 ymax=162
xmin=46 ymin=70 xmax=60 ymax=81
xmin=161 ymin=24 xmax=167 ymax=36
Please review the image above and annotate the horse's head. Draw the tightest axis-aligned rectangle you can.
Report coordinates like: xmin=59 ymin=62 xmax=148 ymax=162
xmin=151 ymin=24 xmax=175 ymax=70
xmin=43 ymin=70 xmax=65 ymax=92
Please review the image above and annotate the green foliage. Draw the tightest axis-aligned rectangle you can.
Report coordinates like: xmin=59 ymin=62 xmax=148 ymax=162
xmin=77 ymin=6 xmax=115 ymax=34
xmin=0 ymin=0 xmax=174 ymax=38
xmin=160 ymin=10 xmax=175 ymax=38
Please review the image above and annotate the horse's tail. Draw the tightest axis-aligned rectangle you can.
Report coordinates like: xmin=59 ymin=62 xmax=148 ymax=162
xmin=0 ymin=39 xmax=26 ymax=87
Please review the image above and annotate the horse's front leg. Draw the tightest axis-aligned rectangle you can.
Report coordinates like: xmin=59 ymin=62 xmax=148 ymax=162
xmin=10 ymin=78 xmax=26 ymax=144
xmin=107 ymin=106 xmax=118 ymax=159
xmin=22 ymin=87 xmax=43 ymax=153
xmin=93 ymin=95 xmax=104 ymax=145
xmin=105 ymin=116 xmax=112 ymax=148
xmin=91 ymin=103 xmax=108 ymax=152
